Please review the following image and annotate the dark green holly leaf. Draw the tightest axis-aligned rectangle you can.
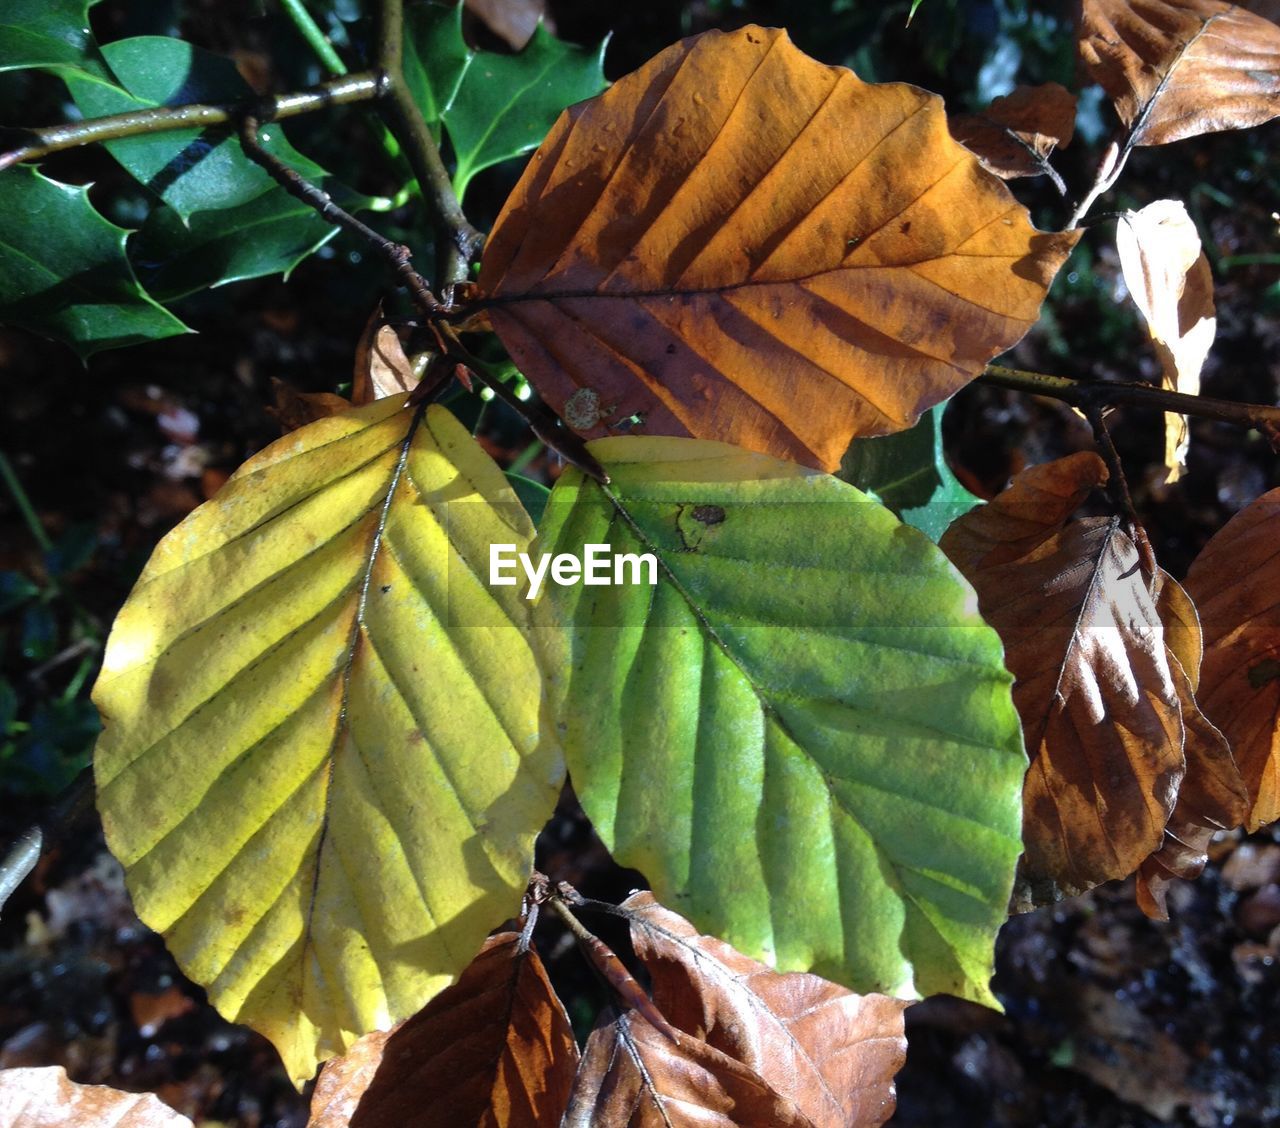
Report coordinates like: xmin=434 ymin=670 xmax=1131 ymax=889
xmin=402 ymin=1 xmax=472 ymax=141
xmin=20 ymin=603 xmax=56 ymax=661
xmin=0 ymin=167 xmax=188 ymax=358
xmin=505 ymin=471 xmax=550 ymax=526
xmin=0 ymin=573 xmax=39 ymax=615
xmin=401 ymin=4 xmax=608 ymax=202
xmin=65 ymin=37 xmax=327 ymax=220
xmin=841 ymin=405 xmax=981 ymax=543
xmin=0 ymin=0 xmax=114 ymax=86
xmin=448 ymin=23 xmax=608 ymax=200
xmin=9 ymin=697 xmax=99 ymax=796
xmin=131 ymin=186 xmax=342 ymax=301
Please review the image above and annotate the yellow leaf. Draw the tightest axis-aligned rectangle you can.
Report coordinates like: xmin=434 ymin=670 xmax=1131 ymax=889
xmin=92 ymin=397 xmax=561 ymax=1085
xmin=478 ymin=25 xmax=1077 ymax=472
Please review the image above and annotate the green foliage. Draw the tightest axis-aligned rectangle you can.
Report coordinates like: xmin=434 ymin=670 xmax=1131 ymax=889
xmin=841 ymin=406 xmax=982 ymax=543
xmin=0 ymin=167 xmax=187 ymax=358
xmin=536 ymin=437 xmax=1025 ymax=1005
xmin=0 ymin=0 xmax=113 ymax=85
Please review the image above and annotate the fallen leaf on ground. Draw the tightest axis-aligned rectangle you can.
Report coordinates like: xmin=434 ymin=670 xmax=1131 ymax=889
xmin=622 ymin=892 xmax=906 ymax=1128
xmin=940 ymin=453 xmax=1185 ymax=907
xmin=1184 ymin=487 xmax=1280 ymax=829
xmin=0 ymin=1066 xmax=193 ymax=1127
xmin=1079 ymin=0 xmax=1280 ymax=146
xmin=480 ymin=24 xmax=1076 ymax=471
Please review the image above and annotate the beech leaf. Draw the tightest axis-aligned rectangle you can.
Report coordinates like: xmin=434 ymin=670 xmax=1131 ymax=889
xmin=536 ymin=436 xmax=1026 ymax=1007
xmin=479 ymin=25 xmax=1077 ymax=472
xmin=1184 ymin=487 xmax=1280 ymax=829
xmin=352 ymin=307 xmax=422 ymax=406
xmin=562 ymin=1009 xmax=814 ymax=1127
xmin=1116 ymin=200 xmax=1216 ymax=483
xmin=1079 ymin=0 xmax=1280 ymax=146
xmin=0 ymin=1066 xmax=192 ymax=1127
xmin=940 ymin=453 xmax=1186 ymax=908
xmin=92 ymin=399 xmax=561 ymax=1085
xmin=950 ymin=83 xmax=1078 ymax=180
xmin=622 ymin=892 xmax=907 ymax=1128
xmin=309 ymin=932 xmax=578 ymax=1127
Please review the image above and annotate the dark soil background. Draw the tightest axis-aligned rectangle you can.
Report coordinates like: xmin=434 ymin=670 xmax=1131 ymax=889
xmin=2 ymin=1 xmax=1279 ymax=1124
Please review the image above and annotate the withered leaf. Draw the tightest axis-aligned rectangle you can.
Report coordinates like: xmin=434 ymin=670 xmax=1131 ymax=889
xmin=1184 ymin=487 xmax=1280 ymax=829
xmin=950 ymin=83 xmax=1077 ymax=180
xmin=266 ymin=376 xmax=352 ymax=432
xmin=1079 ymin=0 xmax=1280 ymax=146
xmin=479 ymin=25 xmax=1076 ymax=472
xmin=562 ymin=1009 xmax=814 ymax=1128
xmin=352 ymin=305 xmax=423 ymax=405
xmin=1115 ymin=200 xmax=1216 ymax=483
xmin=309 ymin=932 xmax=579 ymax=1127
xmin=940 ymin=454 xmax=1185 ymax=907
xmin=0 ymin=1066 xmax=192 ymax=1127
xmin=622 ymin=892 xmax=907 ymax=1128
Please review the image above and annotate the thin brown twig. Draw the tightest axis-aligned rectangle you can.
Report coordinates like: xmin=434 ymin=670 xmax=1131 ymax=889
xmin=980 ymin=365 xmax=1280 ymax=435
xmin=0 ymin=73 xmax=383 ymax=172
xmin=1085 ymin=404 xmax=1158 ymax=576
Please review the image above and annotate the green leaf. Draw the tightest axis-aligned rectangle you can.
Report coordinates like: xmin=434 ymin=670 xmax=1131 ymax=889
xmin=449 ymin=24 xmax=608 ymax=200
xmin=0 ymin=167 xmax=189 ymax=358
xmin=21 ymin=603 xmax=56 ymax=662
xmin=401 ymin=4 xmax=608 ymax=202
xmin=65 ymin=37 xmax=327 ymax=220
xmin=131 ymin=187 xmax=342 ymax=301
xmin=536 ymin=436 xmax=1025 ymax=1006
xmin=402 ymin=1 xmax=472 ymax=140
xmin=841 ymin=405 xmax=982 ymax=543
xmin=93 ymin=397 xmax=561 ymax=1085
xmin=0 ymin=0 xmax=115 ymax=86
xmin=505 ymin=472 xmax=550 ymax=526
xmin=45 ymin=522 xmax=97 ymax=578
xmin=0 ymin=572 xmax=40 ymax=615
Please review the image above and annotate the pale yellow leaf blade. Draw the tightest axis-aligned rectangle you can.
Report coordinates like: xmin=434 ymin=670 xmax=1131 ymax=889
xmin=92 ymin=397 xmax=562 ymax=1086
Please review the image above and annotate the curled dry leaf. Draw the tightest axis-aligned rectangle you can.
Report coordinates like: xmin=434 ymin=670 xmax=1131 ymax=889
xmin=950 ymin=82 xmax=1077 ymax=180
xmin=0 ymin=1066 xmax=193 ymax=1127
xmin=562 ymin=1009 xmax=814 ymax=1128
xmin=352 ymin=306 xmax=422 ymax=406
xmin=267 ymin=377 xmax=352 ymax=433
xmin=465 ymin=0 xmax=548 ymax=50
xmin=1184 ymin=487 xmax=1280 ymax=829
xmin=309 ymin=932 xmax=578 ymax=1127
xmin=479 ymin=24 xmax=1076 ymax=472
xmin=1116 ymin=200 xmax=1216 ymax=483
xmin=622 ymin=892 xmax=907 ymax=1128
xmin=940 ymin=453 xmax=1185 ymax=908
xmin=1079 ymin=0 xmax=1280 ymax=146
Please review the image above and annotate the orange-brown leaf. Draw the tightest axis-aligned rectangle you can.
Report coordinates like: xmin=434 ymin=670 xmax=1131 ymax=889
xmin=266 ymin=377 xmax=352 ymax=432
xmin=0 ymin=1066 xmax=192 ymax=1127
xmin=940 ymin=455 xmax=1185 ymax=907
xmin=352 ymin=306 xmax=422 ymax=405
xmin=478 ymin=25 xmax=1077 ymax=472
xmin=950 ymin=83 xmax=1077 ymax=179
xmin=1079 ymin=0 xmax=1280 ymax=146
xmin=562 ymin=1010 xmax=814 ymax=1128
xmin=1184 ymin=487 xmax=1280 ymax=829
xmin=309 ymin=932 xmax=579 ymax=1127
xmin=622 ymin=892 xmax=906 ymax=1128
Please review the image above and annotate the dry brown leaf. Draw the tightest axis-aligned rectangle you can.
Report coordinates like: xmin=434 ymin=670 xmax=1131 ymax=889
xmin=1115 ymin=200 xmax=1216 ymax=483
xmin=622 ymin=892 xmax=906 ymax=1128
xmin=478 ymin=24 xmax=1077 ymax=472
xmin=309 ymin=932 xmax=579 ymax=1128
xmin=266 ymin=377 xmax=352 ymax=432
xmin=940 ymin=454 xmax=1185 ymax=907
xmin=352 ymin=306 xmax=422 ymax=405
xmin=0 ymin=1066 xmax=193 ymax=1127
xmin=1079 ymin=0 xmax=1280 ymax=146
xmin=466 ymin=0 xmax=548 ymax=50
xmin=562 ymin=1009 xmax=814 ymax=1128
xmin=1184 ymin=487 xmax=1280 ymax=829
xmin=950 ymin=83 xmax=1078 ymax=180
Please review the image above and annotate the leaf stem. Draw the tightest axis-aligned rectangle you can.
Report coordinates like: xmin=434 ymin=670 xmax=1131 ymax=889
xmin=0 ymin=451 xmax=53 ymax=554
xmin=0 ymin=73 xmax=383 ymax=172
xmin=979 ymin=365 xmax=1280 ymax=437
xmin=279 ymin=0 xmax=349 ymax=76
xmin=374 ymin=0 xmax=482 ymax=288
